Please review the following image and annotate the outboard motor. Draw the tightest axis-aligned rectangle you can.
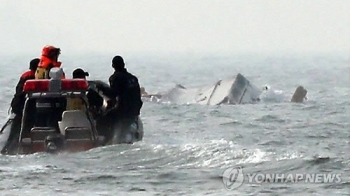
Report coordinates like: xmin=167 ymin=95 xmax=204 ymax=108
xmin=44 ymin=134 xmax=65 ymax=153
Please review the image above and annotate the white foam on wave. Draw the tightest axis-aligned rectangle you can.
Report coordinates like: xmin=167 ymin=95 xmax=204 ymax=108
xmin=276 ymin=152 xmax=304 ymax=161
xmin=259 ymin=85 xmax=287 ymax=103
xmin=0 ymin=164 xmax=51 ymax=176
xmin=119 ymin=139 xmax=300 ymax=169
xmin=165 ymin=139 xmax=273 ymax=168
xmin=237 ymin=148 xmax=272 ymax=164
xmin=152 ymin=144 xmax=165 ymax=152
xmin=143 ymin=139 xmax=240 ymax=168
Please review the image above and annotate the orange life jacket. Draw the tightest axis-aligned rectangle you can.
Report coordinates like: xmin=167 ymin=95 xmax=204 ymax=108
xmin=66 ymin=97 xmax=86 ymax=111
xmin=35 ymin=56 xmax=64 ymax=79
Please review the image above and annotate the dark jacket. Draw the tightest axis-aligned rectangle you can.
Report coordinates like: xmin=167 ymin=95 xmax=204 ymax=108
xmin=107 ymin=68 xmax=143 ymax=118
xmin=87 ymin=87 xmax=104 ymax=109
xmin=11 ymin=70 xmax=36 ymax=115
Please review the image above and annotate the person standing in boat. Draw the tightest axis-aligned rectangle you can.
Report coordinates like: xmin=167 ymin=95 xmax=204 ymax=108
xmin=10 ymin=58 xmax=39 ymax=115
xmin=34 ymin=45 xmax=66 ymax=127
xmin=35 ymin=45 xmax=64 ymax=79
xmin=97 ymin=55 xmax=143 ymax=140
xmin=2 ymin=58 xmax=40 ymax=154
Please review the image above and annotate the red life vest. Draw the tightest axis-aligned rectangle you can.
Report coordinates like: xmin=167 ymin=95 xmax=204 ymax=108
xmin=21 ymin=70 xmax=35 ymax=80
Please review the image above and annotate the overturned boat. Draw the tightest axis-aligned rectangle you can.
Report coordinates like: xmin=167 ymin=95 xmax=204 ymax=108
xmin=159 ymin=73 xmax=262 ymax=105
xmin=0 ymin=68 xmax=143 ymax=155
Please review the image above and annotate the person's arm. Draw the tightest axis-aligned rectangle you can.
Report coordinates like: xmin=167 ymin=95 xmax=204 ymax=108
xmin=15 ymin=77 xmax=26 ymax=95
xmin=108 ymin=74 xmax=123 ymax=99
xmin=108 ymin=74 xmax=126 ymax=109
xmin=11 ymin=77 xmax=27 ymax=114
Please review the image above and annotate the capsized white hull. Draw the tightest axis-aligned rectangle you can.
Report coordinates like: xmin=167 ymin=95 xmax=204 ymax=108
xmin=160 ymin=73 xmax=262 ymax=105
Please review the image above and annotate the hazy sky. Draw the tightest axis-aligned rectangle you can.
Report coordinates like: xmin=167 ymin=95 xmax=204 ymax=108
xmin=0 ymin=0 xmax=349 ymax=55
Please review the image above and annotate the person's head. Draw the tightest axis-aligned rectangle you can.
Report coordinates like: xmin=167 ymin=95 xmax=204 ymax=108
xmin=140 ymin=87 xmax=146 ymax=94
xmin=29 ymin=58 xmax=40 ymax=71
xmin=112 ymin=55 xmax=125 ymax=71
xmin=72 ymin=68 xmax=89 ymax=79
xmin=262 ymin=85 xmax=269 ymax=91
xmin=41 ymin=45 xmax=61 ymax=61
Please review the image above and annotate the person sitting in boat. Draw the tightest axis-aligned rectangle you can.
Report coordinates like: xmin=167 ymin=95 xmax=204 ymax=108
xmin=96 ymin=55 xmax=143 ymax=139
xmin=35 ymin=45 xmax=65 ymax=79
xmin=66 ymin=68 xmax=89 ymax=111
xmin=66 ymin=68 xmax=103 ymax=113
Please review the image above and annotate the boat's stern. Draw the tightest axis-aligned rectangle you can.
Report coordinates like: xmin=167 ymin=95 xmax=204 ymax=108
xmin=19 ymin=125 xmax=102 ymax=154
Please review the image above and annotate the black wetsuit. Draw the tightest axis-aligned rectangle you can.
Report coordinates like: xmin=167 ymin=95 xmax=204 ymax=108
xmin=107 ymin=68 xmax=143 ymax=118
xmin=96 ymin=69 xmax=142 ymax=141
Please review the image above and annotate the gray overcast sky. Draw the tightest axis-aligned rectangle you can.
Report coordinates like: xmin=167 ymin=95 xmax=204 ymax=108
xmin=0 ymin=0 xmax=349 ymax=55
